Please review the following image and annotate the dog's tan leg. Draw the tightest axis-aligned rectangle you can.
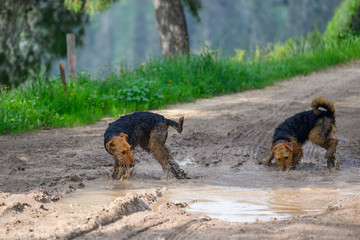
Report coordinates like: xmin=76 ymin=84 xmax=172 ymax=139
xmin=291 ymin=138 xmax=303 ymax=168
xmin=166 ymin=146 xmax=188 ymax=179
xmin=263 ymin=152 xmax=273 ymax=166
xmin=149 ymin=123 xmax=172 ymax=179
xmin=112 ymin=159 xmax=120 ymax=179
xmin=324 ymin=138 xmax=339 ymax=159
xmin=324 ymin=138 xmax=339 ymax=168
xmin=310 ymin=125 xmax=339 ymax=168
xmin=112 ymin=163 xmax=126 ymax=180
xmin=291 ymin=150 xmax=303 ymax=168
xmin=150 ymin=123 xmax=188 ymax=179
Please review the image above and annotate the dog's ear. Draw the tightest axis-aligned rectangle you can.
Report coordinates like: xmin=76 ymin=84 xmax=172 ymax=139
xmin=106 ymin=140 xmax=115 ymax=154
xmin=119 ymin=133 xmax=128 ymax=141
xmin=284 ymin=142 xmax=293 ymax=151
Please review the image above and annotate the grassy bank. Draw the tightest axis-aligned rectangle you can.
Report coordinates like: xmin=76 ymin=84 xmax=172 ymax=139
xmin=1 ymin=37 xmax=360 ymax=134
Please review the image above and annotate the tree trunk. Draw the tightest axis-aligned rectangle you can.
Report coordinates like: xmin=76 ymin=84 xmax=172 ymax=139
xmin=152 ymin=0 xmax=189 ymax=57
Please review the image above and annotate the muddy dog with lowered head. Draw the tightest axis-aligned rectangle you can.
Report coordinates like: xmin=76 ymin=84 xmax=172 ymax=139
xmin=104 ymin=111 xmax=188 ymax=180
xmin=263 ymin=97 xmax=338 ymax=171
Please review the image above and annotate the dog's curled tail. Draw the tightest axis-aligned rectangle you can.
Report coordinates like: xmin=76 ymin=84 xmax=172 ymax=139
xmin=166 ymin=116 xmax=184 ymax=133
xmin=311 ymin=97 xmax=336 ymax=117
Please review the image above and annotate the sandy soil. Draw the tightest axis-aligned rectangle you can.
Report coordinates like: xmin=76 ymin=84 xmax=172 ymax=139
xmin=1 ymin=61 xmax=360 ymax=239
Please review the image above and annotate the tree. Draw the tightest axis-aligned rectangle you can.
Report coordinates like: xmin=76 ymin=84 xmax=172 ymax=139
xmin=152 ymin=0 xmax=201 ymax=57
xmin=0 ymin=0 xmax=88 ymax=86
xmin=152 ymin=0 xmax=189 ymax=57
xmin=66 ymin=0 xmax=201 ymax=58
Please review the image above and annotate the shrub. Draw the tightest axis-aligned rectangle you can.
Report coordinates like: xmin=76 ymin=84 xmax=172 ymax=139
xmin=325 ymin=0 xmax=360 ymax=39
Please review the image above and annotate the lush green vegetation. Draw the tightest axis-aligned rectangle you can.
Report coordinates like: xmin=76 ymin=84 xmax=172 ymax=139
xmin=325 ymin=0 xmax=360 ymax=39
xmin=1 ymin=35 xmax=360 ymax=134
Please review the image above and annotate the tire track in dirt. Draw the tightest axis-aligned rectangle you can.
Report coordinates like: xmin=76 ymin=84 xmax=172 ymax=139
xmin=160 ymin=219 xmax=203 ymax=240
xmin=61 ymin=188 xmax=164 ymax=239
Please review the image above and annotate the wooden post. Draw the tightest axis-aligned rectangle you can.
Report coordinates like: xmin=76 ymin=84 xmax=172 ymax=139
xmin=59 ymin=63 xmax=68 ymax=92
xmin=66 ymin=33 xmax=77 ymax=77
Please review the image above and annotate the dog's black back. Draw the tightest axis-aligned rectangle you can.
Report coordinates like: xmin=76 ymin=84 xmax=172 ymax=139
xmin=273 ymin=109 xmax=334 ymax=145
xmin=104 ymin=112 xmax=177 ymax=149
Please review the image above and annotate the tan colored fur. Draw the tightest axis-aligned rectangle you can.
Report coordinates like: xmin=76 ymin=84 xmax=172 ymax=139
xmin=263 ymin=97 xmax=338 ymax=171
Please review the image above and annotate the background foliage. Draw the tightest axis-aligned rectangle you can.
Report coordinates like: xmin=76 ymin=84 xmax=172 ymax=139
xmin=325 ymin=0 xmax=360 ymax=39
xmin=0 ymin=0 xmax=88 ymax=86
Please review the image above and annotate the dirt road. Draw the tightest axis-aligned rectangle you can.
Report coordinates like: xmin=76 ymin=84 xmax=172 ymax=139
xmin=1 ymin=62 xmax=360 ymax=239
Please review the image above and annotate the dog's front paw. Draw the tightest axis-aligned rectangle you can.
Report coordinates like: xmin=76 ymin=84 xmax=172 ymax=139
xmin=170 ymin=166 xmax=189 ymax=179
xmin=112 ymin=167 xmax=127 ymax=180
xmin=112 ymin=168 xmax=121 ymax=180
xmin=121 ymin=167 xmax=135 ymax=180
xmin=334 ymin=160 xmax=340 ymax=170
xmin=262 ymin=159 xmax=271 ymax=166
xmin=289 ymin=165 xmax=297 ymax=170
xmin=326 ymin=156 xmax=335 ymax=169
xmin=262 ymin=153 xmax=273 ymax=166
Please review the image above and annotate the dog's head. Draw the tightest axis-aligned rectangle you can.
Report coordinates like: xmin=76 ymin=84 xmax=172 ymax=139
xmin=272 ymin=142 xmax=293 ymax=171
xmin=106 ymin=133 xmax=135 ymax=179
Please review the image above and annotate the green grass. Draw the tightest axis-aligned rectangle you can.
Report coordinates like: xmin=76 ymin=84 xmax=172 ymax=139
xmin=325 ymin=0 xmax=360 ymax=39
xmin=1 ymin=37 xmax=360 ymax=134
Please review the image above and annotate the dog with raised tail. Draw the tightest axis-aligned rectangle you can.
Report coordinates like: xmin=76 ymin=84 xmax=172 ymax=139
xmin=263 ymin=97 xmax=338 ymax=171
xmin=104 ymin=111 xmax=188 ymax=180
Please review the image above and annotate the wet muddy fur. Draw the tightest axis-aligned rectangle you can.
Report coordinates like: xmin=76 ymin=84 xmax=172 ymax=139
xmin=263 ymin=97 xmax=339 ymax=170
xmin=104 ymin=111 xmax=187 ymax=180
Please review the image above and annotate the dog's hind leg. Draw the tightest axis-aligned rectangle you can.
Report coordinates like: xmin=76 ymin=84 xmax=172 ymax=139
xmin=324 ymin=138 xmax=339 ymax=168
xmin=323 ymin=138 xmax=338 ymax=159
xmin=310 ymin=121 xmax=339 ymax=169
xmin=150 ymin=123 xmax=188 ymax=179
xmin=166 ymin=149 xmax=188 ymax=179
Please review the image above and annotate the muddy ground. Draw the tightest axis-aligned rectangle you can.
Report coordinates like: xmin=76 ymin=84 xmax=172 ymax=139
xmin=1 ymin=61 xmax=360 ymax=239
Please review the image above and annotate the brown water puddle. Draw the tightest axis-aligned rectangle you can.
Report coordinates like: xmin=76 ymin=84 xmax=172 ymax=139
xmin=61 ymin=178 xmax=163 ymax=207
xmin=152 ymin=185 xmax=356 ymax=222
xmin=61 ymin=177 xmax=359 ymax=222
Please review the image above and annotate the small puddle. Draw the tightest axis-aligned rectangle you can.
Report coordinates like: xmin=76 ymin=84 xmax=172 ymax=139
xmin=62 ymin=178 xmax=359 ymax=222
xmin=153 ymin=186 xmax=354 ymax=222
xmin=61 ymin=178 xmax=163 ymax=207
